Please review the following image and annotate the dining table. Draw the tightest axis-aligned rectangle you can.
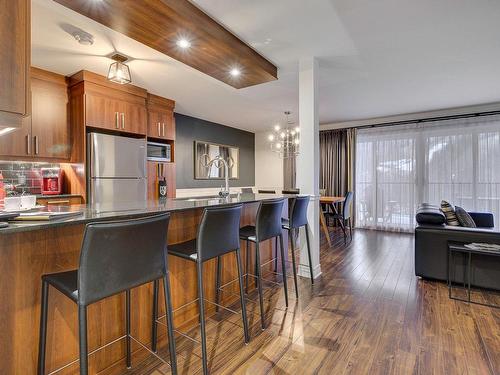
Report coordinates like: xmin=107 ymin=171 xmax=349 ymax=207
xmin=319 ymin=196 xmax=345 ymax=246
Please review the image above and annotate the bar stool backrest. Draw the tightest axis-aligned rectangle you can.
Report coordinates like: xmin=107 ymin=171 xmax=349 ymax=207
xmin=289 ymin=195 xmax=310 ymax=229
xmin=78 ymin=213 xmax=171 ymax=306
xmin=197 ymin=204 xmax=243 ymax=262
xmin=343 ymin=191 xmax=354 ymax=219
xmin=258 ymin=189 xmax=276 ymax=194
xmin=241 ymin=188 xmax=253 ymax=193
xmin=256 ymin=198 xmax=285 ymax=242
xmin=282 ymin=189 xmax=300 ymax=195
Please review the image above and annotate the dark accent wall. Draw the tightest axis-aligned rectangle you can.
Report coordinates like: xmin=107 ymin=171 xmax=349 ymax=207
xmin=175 ymin=113 xmax=255 ymax=189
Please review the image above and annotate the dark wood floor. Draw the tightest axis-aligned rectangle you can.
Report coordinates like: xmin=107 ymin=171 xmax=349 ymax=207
xmin=124 ymin=228 xmax=500 ymax=375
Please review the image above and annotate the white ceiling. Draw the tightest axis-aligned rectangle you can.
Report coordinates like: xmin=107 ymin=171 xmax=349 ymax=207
xmin=32 ymin=0 xmax=500 ymax=132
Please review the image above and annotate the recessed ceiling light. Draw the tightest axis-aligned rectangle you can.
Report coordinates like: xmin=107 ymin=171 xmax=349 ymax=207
xmin=230 ymin=68 xmax=241 ymax=77
xmin=176 ymin=38 xmax=191 ymax=49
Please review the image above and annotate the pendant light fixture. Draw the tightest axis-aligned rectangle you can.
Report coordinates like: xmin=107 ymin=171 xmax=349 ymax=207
xmin=107 ymin=53 xmax=132 ymax=85
xmin=268 ymin=111 xmax=300 ymax=158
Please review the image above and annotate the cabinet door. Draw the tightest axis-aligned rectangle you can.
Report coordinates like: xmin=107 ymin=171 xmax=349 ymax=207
xmin=85 ymin=93 xmax=121 ymax=131
xmin=0 ymin=0 xmax=29 ymax=117
xmin=0 ymin=117 xmax=31 ymax=157
xmin=162 ymin=111 xmax=175 ymax=140
xmin=31 ymin=78 xmax=70 ymax=159
xmin=120 ymin=101 xmax=147 ymax=135
xmin=148 ymin=110 xmax=162 ymax=138
xmin=147 ymin=161 xmax=176 ymax=199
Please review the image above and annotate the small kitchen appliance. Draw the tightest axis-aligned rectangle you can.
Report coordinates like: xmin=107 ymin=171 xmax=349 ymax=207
xmin=41 ymin=168 xmax=64 ymax=195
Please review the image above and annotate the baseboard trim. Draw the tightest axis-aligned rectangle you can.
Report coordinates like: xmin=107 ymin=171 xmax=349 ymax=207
xmin=298 ymin=263 xmax=322 ymax=279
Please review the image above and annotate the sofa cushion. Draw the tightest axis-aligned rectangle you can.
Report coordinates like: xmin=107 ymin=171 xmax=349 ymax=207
xmin=440 ymin=200 xmax=460 ymax=226
xmin=455 ymin=206 xmax=477 ymax=228
xmin=416 ymin=204 xmax=446 ymax=225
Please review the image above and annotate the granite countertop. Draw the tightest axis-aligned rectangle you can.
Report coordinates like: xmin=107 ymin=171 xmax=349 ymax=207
xmin=0 ymin=193 xmax=288 ymax=234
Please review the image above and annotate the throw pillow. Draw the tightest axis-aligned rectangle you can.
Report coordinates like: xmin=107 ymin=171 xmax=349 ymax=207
xmin=440 ymin=200 xmax=460 ymax=226
xmin=455 ymin=206 xmax=477 ymax=228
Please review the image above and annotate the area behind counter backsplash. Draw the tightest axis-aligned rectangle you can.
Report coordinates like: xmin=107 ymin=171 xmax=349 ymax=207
xmin=0 ymin=161 xmax=60 ymax=195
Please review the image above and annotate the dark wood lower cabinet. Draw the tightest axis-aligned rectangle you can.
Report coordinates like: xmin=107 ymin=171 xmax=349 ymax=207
xmin=0 ymin=203 xmax=275 ymax=374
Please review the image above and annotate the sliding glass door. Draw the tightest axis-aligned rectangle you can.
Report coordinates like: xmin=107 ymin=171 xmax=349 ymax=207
xmin=355 ymin=115 xmax=500 ymax=232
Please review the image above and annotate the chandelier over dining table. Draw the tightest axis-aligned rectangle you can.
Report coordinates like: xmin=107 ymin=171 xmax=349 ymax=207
xmin=268 ymin=111 xmax=300 ymax=158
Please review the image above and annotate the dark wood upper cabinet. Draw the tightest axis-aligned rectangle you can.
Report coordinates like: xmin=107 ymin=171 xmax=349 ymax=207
xmin=147 ymin=94 xmax=175 ymax=141
xmin=0 ymin=68 xmax=70 ymax=161
xmin=0 ymin=117 xmax=31 ymax=157
xmin=69 ymin=70 xmax=148 ymax=136
xmin=30 ymin=68 xmax=70 ymax=159
xmin=0 ymin=0 xmax=30 ymax=126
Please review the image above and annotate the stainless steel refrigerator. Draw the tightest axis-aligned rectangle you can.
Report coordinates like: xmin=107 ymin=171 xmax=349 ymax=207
xmin=88 ymin=132 xmax=147 ymax=206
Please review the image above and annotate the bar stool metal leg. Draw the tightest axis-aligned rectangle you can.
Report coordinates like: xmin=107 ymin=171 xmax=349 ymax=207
xmin=245 ymin=239 xmax=250 ymax=294
xmin=279 ymin=234 xmax=289 ymax=307
xmin=305 ymin=223 xmax=314 ymax=284
xmin=288 ymin=229 xmax=299 ymax=298
xmin=274 ymin=237 xmax=278 ymax=272
xmin=196 ymin=261 xmax=209 ymax=375
xmin=37 ymin=280 xmax=49 ymax=375
xmin=151 ymin=279 xmax=159 ymax=353
xmin=163 ymin=274 xmax=178 ymax=375
xmin=235 ymin=248 xmax=250 ymax=343
xmin=215 ymin=256 xmax=222 ymax=312
xmin=78 ymin=305 xmax=89 ymax=375
xmin=126 ymin=290 xmax=132 ymax=369
xmin=254 ymin=241 xmax=266 ymax=329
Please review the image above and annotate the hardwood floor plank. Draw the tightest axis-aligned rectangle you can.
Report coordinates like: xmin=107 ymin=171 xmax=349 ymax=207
xmin=124 ymin=229 xmax=499 ymax=375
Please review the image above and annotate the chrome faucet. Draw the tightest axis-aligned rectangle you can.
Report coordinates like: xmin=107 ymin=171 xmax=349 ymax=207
xmin=207 ymin=155 xmax=230 ymax=197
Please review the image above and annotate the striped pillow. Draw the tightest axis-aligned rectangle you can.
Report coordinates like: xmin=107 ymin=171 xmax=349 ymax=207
xmin=440 ymin=200 xmax=460 ymax=226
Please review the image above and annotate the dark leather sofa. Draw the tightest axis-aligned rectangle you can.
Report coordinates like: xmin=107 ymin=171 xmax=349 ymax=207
xmin=415 ymin=204 xmax=500 ymax=290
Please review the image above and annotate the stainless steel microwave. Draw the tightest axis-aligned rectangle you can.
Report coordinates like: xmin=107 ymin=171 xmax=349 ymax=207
xmin=147 ymin=141 xmax=171 ymax=162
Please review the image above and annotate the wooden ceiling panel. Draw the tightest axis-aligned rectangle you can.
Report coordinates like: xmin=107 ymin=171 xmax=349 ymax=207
xmin=53 ymin=0 xmax=278 ymax=89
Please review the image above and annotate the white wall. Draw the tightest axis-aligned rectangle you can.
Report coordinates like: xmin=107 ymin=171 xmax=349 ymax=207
xmin=254 ymin=131 xmax=283 ymax=192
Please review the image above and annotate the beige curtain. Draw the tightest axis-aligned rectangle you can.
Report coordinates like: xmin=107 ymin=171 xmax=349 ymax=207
xmin=320 ymin=128 xmax=356 ymax=197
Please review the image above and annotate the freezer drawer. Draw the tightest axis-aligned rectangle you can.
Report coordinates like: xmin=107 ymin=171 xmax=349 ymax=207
xmin=90 ymin=178 xmax=147 ymax=205
xmin=89 ymin=132 xmax=146 ymax=178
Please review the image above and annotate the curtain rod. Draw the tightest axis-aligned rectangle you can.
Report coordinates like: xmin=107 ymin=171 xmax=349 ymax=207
xmin=331 ymin=110 xmax=500 ymax=131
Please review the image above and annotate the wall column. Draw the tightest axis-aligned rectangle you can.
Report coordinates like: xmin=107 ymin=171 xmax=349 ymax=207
xmin=296 ymin=57 xmax=321 ymax=279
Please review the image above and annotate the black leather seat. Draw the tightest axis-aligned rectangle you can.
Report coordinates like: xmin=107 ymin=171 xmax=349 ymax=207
xmin=415 ymin=204 xmax=500 ymax=290
xmin=42 ymin=270 xmax=79 ymax=302
xmin=239 ymin=198 xmax=288 ymax=329
xmin=154 ymin=205 xmax=249 ymax=375
xmin=38 ymin=214 xmax=178 ymax=375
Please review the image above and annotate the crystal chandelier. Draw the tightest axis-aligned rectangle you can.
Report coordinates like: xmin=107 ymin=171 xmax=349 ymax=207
xmin=268 ymin=111 xmax=300 ymax=158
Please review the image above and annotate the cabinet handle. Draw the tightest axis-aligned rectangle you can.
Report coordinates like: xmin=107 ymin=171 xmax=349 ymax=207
xmin=162 ymin=123 xmax=165 ymax=137
xmin=121 ymin=113 xmax=125 ymax=129
xmin=115 ymin=112 xmax=119 ymax=129
xmin=158 ymin=122 xmax=161 ymax=136
xmin=34 ymin=136 xmax=39 ymax=155
xmin=26 ymin=134 xmax=31 ymax=155
xmin=47 ymin=200 xmax=70 ymax=205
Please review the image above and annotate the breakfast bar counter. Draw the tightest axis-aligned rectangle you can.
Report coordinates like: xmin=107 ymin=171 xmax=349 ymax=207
xmin=0 ymin=194 xmax=288 ymax=375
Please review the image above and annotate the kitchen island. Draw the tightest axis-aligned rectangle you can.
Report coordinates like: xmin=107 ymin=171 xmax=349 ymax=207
xmin=0 ymin=194 xmax=289 ymax=375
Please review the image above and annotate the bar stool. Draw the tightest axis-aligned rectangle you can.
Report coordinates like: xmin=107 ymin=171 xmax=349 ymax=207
xmin=281 ymin=196 xmax=314 ymax=293
xmin=152 ymin=204 xmax=249 ymax=375
xmin=37 ymin=214 xmax=177 ymax=375
xmin=239 ymin=198 xmax=288 ymax=329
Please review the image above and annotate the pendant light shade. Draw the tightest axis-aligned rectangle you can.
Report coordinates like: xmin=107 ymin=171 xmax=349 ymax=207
xmin=107 ymin=54 xmax=131 ymax=85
